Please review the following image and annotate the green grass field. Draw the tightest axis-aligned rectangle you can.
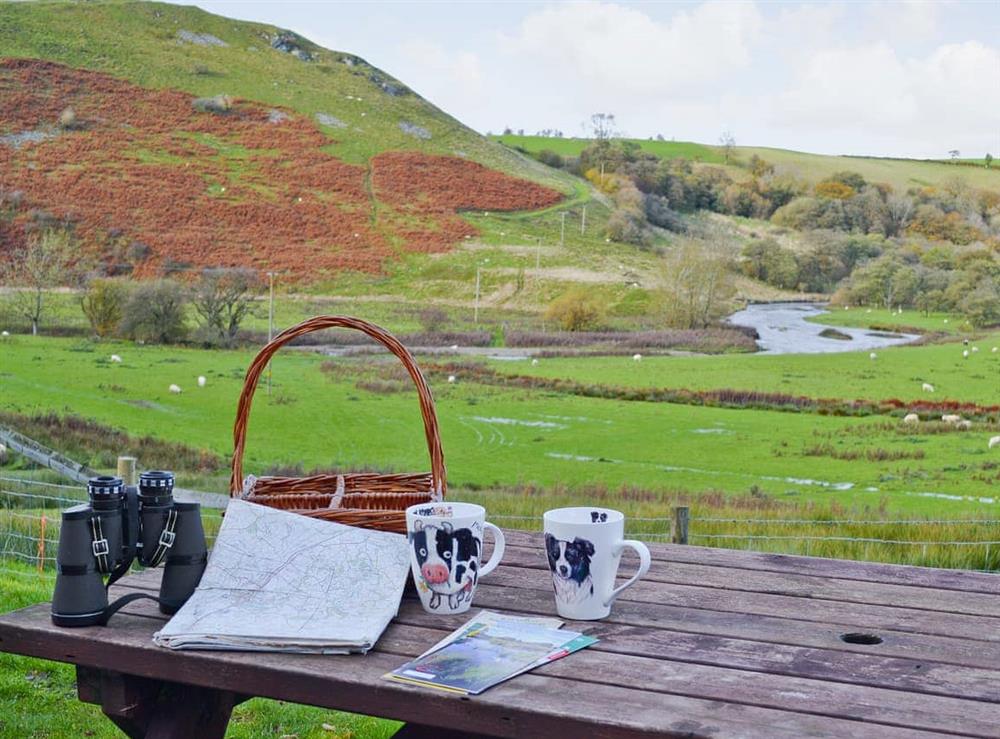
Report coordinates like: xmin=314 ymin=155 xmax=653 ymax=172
xmin=485 ymin=331 xmax=1000 ymax=406
xmin=2 ymin=335 xmax=998 ymax=516
xmin=494 ymin=135 xmax=1000 ymax=192
xmin=804 ymin=307 xmax=968 ymax=335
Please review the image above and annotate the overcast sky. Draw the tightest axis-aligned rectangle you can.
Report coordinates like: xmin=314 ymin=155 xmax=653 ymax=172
xmin=179 ymin=1 xmax=999 ymax=159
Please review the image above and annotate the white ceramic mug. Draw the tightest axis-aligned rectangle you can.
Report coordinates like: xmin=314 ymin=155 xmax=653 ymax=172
xmin=406 ymin=502 xmax=506 ymax=615
xmin=543 ymin=507 xmax=651 ymax=620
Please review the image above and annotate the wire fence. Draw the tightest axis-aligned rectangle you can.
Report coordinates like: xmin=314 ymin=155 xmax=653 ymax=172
xmin=3 ymin=476 xmax=999 ymax=580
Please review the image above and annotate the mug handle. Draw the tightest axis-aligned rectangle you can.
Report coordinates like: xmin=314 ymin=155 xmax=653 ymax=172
xmin=478 ymin=522 xmax=506 ymax=578
xmin=605 ymin=540 xmax=651 ymax=606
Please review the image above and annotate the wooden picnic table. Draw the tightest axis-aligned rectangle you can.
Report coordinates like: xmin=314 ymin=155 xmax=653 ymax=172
xmin=1 ymin=529 xmax=999 ymax=738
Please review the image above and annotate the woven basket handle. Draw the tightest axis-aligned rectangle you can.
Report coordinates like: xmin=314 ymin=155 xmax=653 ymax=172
xmin=229 ymin=315 xmax=446 ymax=498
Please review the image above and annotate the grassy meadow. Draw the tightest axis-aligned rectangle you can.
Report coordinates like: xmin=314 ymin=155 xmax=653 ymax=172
xmin=494 ymin=134 xmax=1000 ymax=191
xmin=1 ymin=333 xmax=998 ymax=518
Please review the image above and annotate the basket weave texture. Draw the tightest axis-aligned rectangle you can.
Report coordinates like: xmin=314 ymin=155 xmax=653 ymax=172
xmin=229 ymin=315 xmax=446 ymax=533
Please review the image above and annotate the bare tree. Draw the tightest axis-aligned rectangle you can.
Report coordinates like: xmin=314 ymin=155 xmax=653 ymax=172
xmin=883 ymin=194 xmax=914 ymax=237
xmin=658 ymin=240 xmax=736 ymax=329
xmin=948 ymin=149 xmax=960 ymax=162
xmin=0 ymin=229 xmax=76 ymax=335
xmin=719 ymin=130 xmax=736 ymax=164
xmin=590 ymin=113 xmax=617 ymax=142
xmin=986 ymin=153 xmax=994 ymax=169
xmin=192 ymin=268 xmax=262 ymax=346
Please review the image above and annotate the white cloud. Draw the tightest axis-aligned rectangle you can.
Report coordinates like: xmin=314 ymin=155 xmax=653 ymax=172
xmin=772 ymin=40 xmax=999 ymax=155
xmin=867 ymin=0 xmax=951 ymax=41
xmin=396 ymin=39 xmax=484 ymax=109
xmin=501 ymin=0 xmax=762 ymax=98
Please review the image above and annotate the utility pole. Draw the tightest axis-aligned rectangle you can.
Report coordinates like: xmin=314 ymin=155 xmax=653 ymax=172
xmin=474 ymin=265 xmax=481 ymax=324
xmin=267 ymin=271 xmax=275 ymax=396
xmin=560 ymin=212 xmax=566 ymax=247
xmin=581 ymin=205 xmax=587 ymax=235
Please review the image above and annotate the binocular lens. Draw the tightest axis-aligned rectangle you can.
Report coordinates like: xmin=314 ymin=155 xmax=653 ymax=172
xmin=87 ymin=475 xmax=124 ymax=511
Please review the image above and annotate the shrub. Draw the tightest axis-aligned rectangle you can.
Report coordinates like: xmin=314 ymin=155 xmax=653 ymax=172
xmin=536 ymin=149 xmax=564 ymax=168
xmin=545 ymin=288 xmax=606 ymax=331
xmin=80 ymin=278 xmax=130 ymax=337
xmin=417 ymin=307 xmax=449 ymax=333
xmin=644 ymin=194 xmax=686 ymax=233
xmin=58 ymin=107 xmax=80 ymax=130
xmin=192 ymin=94 xmax=233 ymax=114
xmin=606 ymin=208 xmax=647 ymax=245
xmin=120 ymin=279 xmax=189 ymax=343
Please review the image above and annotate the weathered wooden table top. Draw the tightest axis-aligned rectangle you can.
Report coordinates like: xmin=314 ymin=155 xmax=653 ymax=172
xmin=1 ymin=529 xmax=999 ymax=738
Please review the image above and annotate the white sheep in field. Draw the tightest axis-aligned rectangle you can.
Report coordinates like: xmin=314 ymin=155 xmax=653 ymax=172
xmin=450 ymin=344 xmax=459 ymax=351
xmin=993 ymin=347 xmax=998 ymax=353
xmin=197 ymin=376 xmax=207 ymax=387
xmin=902 ymin=413 xmax=920 ymax=425
xmin=531 ymin=358 xmax=539 ymax=366
xmin=922 ymin=383 xmax=934 ymax=393
xmin=972 ymin=346 xmax=979 ymax=353
xmin=869 ymin=352 xmax=877 ymax=360
xmin=447 ymin=375 xmax=456 ymax=384
xmin=633 ymin=353 xmax=643 ymax=362
xmin=169 ymin=384 xmax=182 ymax=394
xmin=963 ymin=350 xmax=970 ymax=358
xmin=0 ymin=330 xmax=9 ymax=337
xmin=110 ymin=354 xmax=122 ymax=363
xmin=989 ymin=436 xmax=1000 ymax=450
xmin=941 ymin=414 xmax=962 ymax=424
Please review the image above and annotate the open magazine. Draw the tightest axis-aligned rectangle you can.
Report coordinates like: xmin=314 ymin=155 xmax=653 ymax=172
xmin=386 ymin=611 xmax=597 ymax=694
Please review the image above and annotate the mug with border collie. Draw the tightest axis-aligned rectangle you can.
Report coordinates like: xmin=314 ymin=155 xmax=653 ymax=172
xmin=405 ymin=502 xmax=506 ymax=615
xmin=543 ymin=507 xmax=651 ymax=620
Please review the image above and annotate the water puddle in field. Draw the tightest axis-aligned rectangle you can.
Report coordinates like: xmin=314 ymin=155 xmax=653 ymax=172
xmin=471 ymin=416 xmax=566 ymax=429
xmin=546 ymin=451 xmax=855 ymax=490
xmin=906 ymin=491 xmax=998 ymax=504
xmin=727 ymin=303 xmax=920 ymax=354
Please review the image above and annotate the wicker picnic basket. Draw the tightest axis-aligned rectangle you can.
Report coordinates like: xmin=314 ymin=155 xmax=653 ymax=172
xmin=229 ymin=315 xmax=446 ymax=533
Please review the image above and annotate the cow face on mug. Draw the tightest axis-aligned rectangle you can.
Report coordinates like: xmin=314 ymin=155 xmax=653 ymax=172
xmin=409 ymin=520 xmax=481 ymax=610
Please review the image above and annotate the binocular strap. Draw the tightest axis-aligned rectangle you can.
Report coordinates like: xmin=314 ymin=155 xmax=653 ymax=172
xmin=145 ymin=508 xmax=179 ymax=568
xmin=89 ymin=516 xmax=112 ymax=574
xmin=97 ymin=592 xmax=183 ymax=626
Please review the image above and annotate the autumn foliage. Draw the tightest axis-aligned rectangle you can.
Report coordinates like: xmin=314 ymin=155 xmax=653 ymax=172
xmin=0 ymin=59 xmax=561 ymax=279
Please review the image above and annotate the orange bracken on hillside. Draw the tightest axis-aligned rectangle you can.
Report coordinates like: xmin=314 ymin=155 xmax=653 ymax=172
xmin=0 ymin=59 xmax=562 ymax=279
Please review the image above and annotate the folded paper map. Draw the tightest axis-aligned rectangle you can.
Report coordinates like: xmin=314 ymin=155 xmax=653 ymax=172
xmin=154 ymin=499 xmax=410 ymax=653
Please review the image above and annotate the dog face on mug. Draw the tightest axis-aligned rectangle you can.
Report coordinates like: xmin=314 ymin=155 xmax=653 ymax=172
xmin=545 ymin=533 xmax=595 ymax=604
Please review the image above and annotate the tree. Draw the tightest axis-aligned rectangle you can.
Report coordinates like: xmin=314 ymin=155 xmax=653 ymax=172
xmin=590 ymin=113 xmax=617 ymax=142
xmin=719 ymin=130 xmax=736 ymax=164
xmin=191 ymin=268 xmax=262 ymax=346
xmin=986 ymin=153 xmax=994 ymax=169
xmin=948 ymin=149 xmax=960 ymax=162
xmin=81 ymin=278 xmax=130 ymax=338
xmin=0 ymin=229 xmax=76 ymax=335
xmin=882 ymin=194 xmax=914 ymax=237
xmin=120 ymin=280 xmax=189 ymax=343
xmin=658 ymin=240 xmax=736 ymax=328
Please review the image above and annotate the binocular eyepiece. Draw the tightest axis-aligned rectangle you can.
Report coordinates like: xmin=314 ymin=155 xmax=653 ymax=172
xmin=51 ymin=470 xmax=207 ymax=627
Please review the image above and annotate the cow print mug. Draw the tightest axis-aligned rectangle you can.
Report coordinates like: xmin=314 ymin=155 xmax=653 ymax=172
xmin=543 ymin=507 xmax=651 ymax=620
xmin=405 ymin=502 xmax=506 ymax=615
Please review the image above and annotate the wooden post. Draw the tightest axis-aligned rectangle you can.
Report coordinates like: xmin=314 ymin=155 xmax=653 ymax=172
xmin=117 ymin=456 xmax=137 ymax=485
xmin=560 ymin=212 xmax=566 ymax=246
xmin=581 ymin=205 xmax=587 ymax=235
xmin=266 ymin=271 xmax=275 ymax=396
xmin=474 ymin=266 xmax=481 ymax=324
xmin=673 ymin=506 xmax=689 ymax=545
xmin=37 ymin=514 xmax=46 ymax=573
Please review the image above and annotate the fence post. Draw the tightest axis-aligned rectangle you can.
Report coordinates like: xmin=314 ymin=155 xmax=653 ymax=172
xmin=117 ymin=456 xmax=137 ymax=485
xmin=37 ymin=514 xmax=47 ymax=573
xmin=673 ymin=507 xmax=689 ymax=545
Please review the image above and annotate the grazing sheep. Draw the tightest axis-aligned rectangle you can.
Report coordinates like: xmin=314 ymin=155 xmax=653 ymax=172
xmin=0 ymin=442 xmax=7 ymax=465
xmin=902 ymin=413 xmax=920 ymax=425
xmin=447 ymin=375 xmax=456 ymax=384
xmin=963 ymin=339 xmax=969 ymax=346
xmin=989 ymin=436 xmax=1000 ymax=450
xmin=993 ymin=347 xmax=998 ymax=353
xmin=943 ymin=318 xmax=949 ymax=323
xmin=531 ymin=359 xmax=539 ymax=366
xmin=941 ymin=414 xmax=962 ymax=424
xmin=110 ymin=354 xmax=122 ymax=363
xmin=963 ymin=350 xmax=970 ymax=358
xmin=197 ymin=376 xmax=207 ymax=387
xmin=632 ymin=353 xmax=643 ymax=362
xmin=921 ymin=383 xmax=934 ymax=393
xmin=869 ymin=352 xmax=877 ymax=360
xmin=972 ymin=346 xmax=979 ymax=353
xmin=0 ymin=330 xmax=9 ymax=337
xmin=169 ymin=384 xmax=182 ymax=394
xmin=450 ymin=344 xmax=459 ymax=351
xmin=956 ymin=420 xmax=973 ymax=430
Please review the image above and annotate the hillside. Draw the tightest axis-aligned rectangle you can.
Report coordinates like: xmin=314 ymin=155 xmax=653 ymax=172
xmin=0 ymin=1 xmax=573 ymax=279
xmin=495 ymin=135 xmax=1000 ymax=193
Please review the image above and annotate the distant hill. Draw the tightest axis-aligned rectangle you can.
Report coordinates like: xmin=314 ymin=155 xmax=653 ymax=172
xmin=494 ymin=135 xmax=1000 ymax=193
xmin=0 ymin=1 xmax=568 ymax=279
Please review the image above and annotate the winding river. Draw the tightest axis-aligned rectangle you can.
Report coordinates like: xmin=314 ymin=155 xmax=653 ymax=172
xmin=727 ymin=302 xmax=920 ymax=355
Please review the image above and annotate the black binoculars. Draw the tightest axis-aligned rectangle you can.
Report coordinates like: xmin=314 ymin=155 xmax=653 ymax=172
xmin=51 ymin=471 xmax=207 ymax=627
